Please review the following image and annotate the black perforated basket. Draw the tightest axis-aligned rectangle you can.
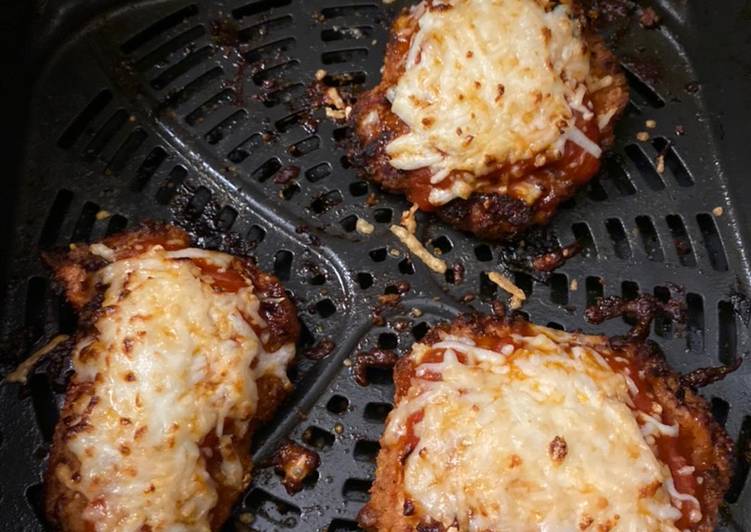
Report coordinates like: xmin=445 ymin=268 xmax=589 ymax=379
xmin=1 ymin=0 xmax=750 ymax=530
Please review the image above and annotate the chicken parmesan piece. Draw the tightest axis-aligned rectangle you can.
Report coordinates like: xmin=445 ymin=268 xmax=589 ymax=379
xmin=352 ymin=0 xmax=629 ymax=239
xmin=358 ymin=314 xmax=732 ymax=532
xmin=42 ymin=224 xmax=299 ymax=532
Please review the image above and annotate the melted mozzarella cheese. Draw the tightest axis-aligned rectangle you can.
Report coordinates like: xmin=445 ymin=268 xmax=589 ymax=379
xmin=385 ymin=332 xmax=686 ymax=531
xmin=386 ymin=0 xmax=595 ymax=204
xmin=61 ymin=246 xmax=294 ymax=532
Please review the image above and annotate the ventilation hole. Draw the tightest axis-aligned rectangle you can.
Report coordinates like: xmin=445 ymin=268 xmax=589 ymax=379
xmin=244 ymin=37 xmax=296 ymax=63
xmin=513 ymin=272 xmax=534 ymax=297
xmin=107 ymin=128 xmax=147 ymax=174
xmin=624 ymin=144 xmax=665 ymax=191
xmin=342 ymin=478 xmax=373 ymax=502
xmin=121 ymin=4 xmax=199 ymax=53
xmin=349 ymin=180 xmax=368 ymax=196
xmin=602 ymin=154 xmax=636 ymax=196
xmin=665 ymin=214 xmax=696 ymax=267
xmin=340 ymin=214 xmax=358 ymax=232
xmin=281 ymin=182 xmax=300 ymax=200
xmin=430 ymin=235 xmax=453 ymax=254
xmin=621 ymin=280 xmax=640 ymax=301
xmin=322 ymin=70 xmax=368 ymax=87
xmin=105 ymin=215 xmax=128 ymax=236
xmin=321 ymin=25 xmax=373 ymax=41
xmin=651 ymin=137 xmax=693 ymax=186
xmin=479 ymin=272 xmax=497 ymax=300
xmin=587 ymin=177 xmax=608 ymax=201
xmin=215 ymin=206 xmax=237 ymax=232
xmin=130 ymin=147 xmax=167 ymax=191
xmin=696 ymin=213 xmax=728 ymax=272
xmin=373 ymin=208 xmax=393 ymax=224
xmin=686 ymin=293 xmax=704 ymax=352
xmin=58 ymin=90 xmax=113 ymax=149
xmin=635 ymin=215 xmax=663 ymax=262
xmin=354 ymin=440 xmax=380 ymax=463
xmin=71 ymin=202 xmax=100 ymax=243
xmin=247 ymin=224 xmax=266 ymax=246
xmin=605 ymin=218 xmax=631 ymax=259
xmin=369 ymin=248 xmax=387 ymax=262
xmin=83 ymin=110 xmax=129 ymax=161
xmin=710 ymin=397 xmax=730 ymax=426
xmin=572 ymin=222 xmax=596 ymax=257
xmin=25 ymin=483 xmax=45 ymax=524
xmin=185 ymin=186 xmax=211 ymax=219
xmin=364 ymin=402 xmax=392 ymax=423
xmin=301 ymin=426 xmax=335 ymax=449
xmin=151 ymin=46 xmax=214 ymax=90
xmin=356 ymin=272 xmax=374 ymax=289
xmin=204 ymin=110 xmax=247 ymax=144
xmin=310 ymin=190 xmax=343 ymax=214
xmin=298 ymin=321 xmax=315 ymax=350
xmin=468 ymin=244 xmax=491 ymax=263
xmin=725 ymin=416 xmax=751 ymax=503
xmin=316 ymin=299 xmax=336 ymax=318
xmin=309 ymin=272 xmax=326 ymax=286
xmin=29 ymin=374 xmax=58 ymax=442
xmin=162 ymin=67 xmax=224 ymax=110
xmin=25 ymin=277 xmax=47 ymax=342
xmin=326 ymin=395 xmax=349 ymax=415
xmin=252 ymin=59 xmax=300 ymax=85
xmin=550 ymin=273 xmax=568 ymax=305
xmin=232 ymin=0 xmax=292 ymax=19
xmin=321 ymin=48 xmax=368 ymax=65
xmin=328 ymin=519 xmax=360 ymax=532
xmin=320 ymin=5 xmax=379 ymax=19
xmin=252 ymin=158 xmax=282 ymax=182
xmin=378 ymin=332 xmax=398 ymax=350
xmin=273 ymin=250 xmax=293 ymax=282
xmin=244 ymin=488 xmax=301 ymax=529
xmin=227 ymin=133 xmax=262 ymax=164
xmin=559 ymin=197 xmax=576 ymax=210
xmin=58 ymin=298 xmax=78 ymax=334
xmin=332 ymin=127 xmax=351 ymax=143
xmin=39 ymin=189 xmax=73 ymax=246
xmin=412 ymin=321 xmax=429 ymax=340
xmin=364 ymin=365 xmax=393 ymax=386
xmin=186 ymin=89 xmax=235 ymax=126
xmin=398 ymin=258 xmax=415 ymax=275
xmin=718 ymin=301 xmax=737 ymax=366
xmin=622 ymin=66 xmax=665 ymax=108
xmin=135 ymin=25 xmax=206 ymax=71
xmin=653 ymin=286 xmax=673 ymax=338
xmin=305 ymin=162 xmax=331 ymax=183
xmin=237 ymin=15 xmax=294 ymax=42
xmin=547 ymin=322 xmax=565 ymax=331
xmin=585 ymin=276 xmax=604 ymax=306
xmin=288 ymin=135 xmax=320 ymax=157
xmin=264 ymin=83 xmax=306 ymax=108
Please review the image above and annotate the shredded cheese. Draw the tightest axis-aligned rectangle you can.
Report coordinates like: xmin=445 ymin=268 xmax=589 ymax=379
xmin=54 ymin=246 xmax=295 ymax=531
xmin=385 ymin=327 xmax=691 ymax=531
xmin=386 ymin=0 xmax=598 ymax=205
xmin=488 ymin=271 xmax=526 ymax=309
xmin=390 ymin=224 xmax=447 ymax=273
xmin=5 ymin=334 xmax=70 ymax=384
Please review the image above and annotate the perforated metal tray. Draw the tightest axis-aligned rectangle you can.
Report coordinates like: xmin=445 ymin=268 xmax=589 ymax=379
xmin=1 ymin=0 xmax=750 ymax=530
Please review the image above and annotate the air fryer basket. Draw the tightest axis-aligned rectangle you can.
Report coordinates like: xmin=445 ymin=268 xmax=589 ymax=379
xmin=1 ymin=0 xmax=750 ymax=530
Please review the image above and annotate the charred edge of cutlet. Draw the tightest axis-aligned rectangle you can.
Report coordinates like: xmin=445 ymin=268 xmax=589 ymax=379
xmin=359 ymin=312 xmax=734 ymax=531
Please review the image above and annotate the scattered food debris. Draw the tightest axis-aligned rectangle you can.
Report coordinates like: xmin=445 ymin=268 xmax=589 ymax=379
xmin=315 ymin=69 xmax=327 ymax=81
xmin=353 ymin=349 xmax=399 ymax=386
xmin=356 ymin=217 xmax=375 ymax=235
xmin=334 ymin=423 xmax=344 ymax=434
xmin=273 ymin=440 xmax=320 ymax=495
xmin=408 ymin=307 xmax=423 ymax=318
xmin=636 ymin=131 xmax=650 ymax=142
xmin=531 ymin=242 xmax=581 ymax=273
xmin=570 ymin=279 xmax=579 ymax=291
xmin=5 ymin=335 xmax=70 ymax=384
xmin=713 ymin=206 xmax=724 ymax=217
xmin=273 ymin=165 xmax=300 ymax=185
xmin=401 ymin=204 xmax=419 ymax=234
xmin=95 ymin=210 xmax=111 ymax=221
xmin=323 ymin=87 xmax=351 ymax=121
xmin=645 ymin=119 xmax=657 ymax=129
xmin=390 ymin=225 xmax=447 ymax=274
xmin=675 ymin=125 xmax=685 ymax=136
xmin=639 ymin=7 xmax=661 ymax=28
xmin=488 ymin=272 xmax=526 ymax=310
xmin=303 ymin=338 xmax=336 ymax=360
xmin=655 ymin=153 xmax=665 ymax=174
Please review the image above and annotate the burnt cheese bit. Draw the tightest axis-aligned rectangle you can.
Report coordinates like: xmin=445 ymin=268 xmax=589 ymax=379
xmin=353 ymin=348 xmax=400 ymax=386
xmin=273 ymin=440 xmax=321 ymax=494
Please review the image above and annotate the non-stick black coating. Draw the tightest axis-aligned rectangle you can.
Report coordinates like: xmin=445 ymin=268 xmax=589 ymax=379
xmin=0 ymin=0 xmax=750 ymax=530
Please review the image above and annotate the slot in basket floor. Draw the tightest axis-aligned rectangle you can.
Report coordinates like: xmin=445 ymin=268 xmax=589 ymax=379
xmin=1 ymin=0 xmax=750 ymax=530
